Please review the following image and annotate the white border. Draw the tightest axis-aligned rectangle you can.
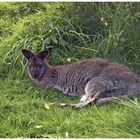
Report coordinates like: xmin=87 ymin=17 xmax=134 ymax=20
xmin=0 ymin=138 xmax=140 ymax=140
xmin=0 ymin=0 xmax=140 ymax=2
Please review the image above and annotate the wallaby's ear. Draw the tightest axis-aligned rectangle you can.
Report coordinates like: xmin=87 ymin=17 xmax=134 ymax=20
xmin=36 ymin=50 xmax=49 ymax=60
xmin=22 ymin=49 xmax=34 ymax=60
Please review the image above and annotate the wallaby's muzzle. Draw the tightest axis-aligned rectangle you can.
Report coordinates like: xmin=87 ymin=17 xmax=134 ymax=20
xmin=31 ymin=72 xmax=40 ymax=79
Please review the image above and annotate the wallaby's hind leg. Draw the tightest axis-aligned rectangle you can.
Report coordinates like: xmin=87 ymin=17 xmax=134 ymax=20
xmin=59 ymin=76 xmax=139 ymax=109
xmin=60 ymin=77 xmax=115 ymax=109
xmin=60 ymin=93 xmax=134 ymax=109
xmin=60 ymin=90 xmax=101 ymax=109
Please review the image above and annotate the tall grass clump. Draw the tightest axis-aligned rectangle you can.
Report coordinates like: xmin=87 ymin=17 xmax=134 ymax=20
xmin=1 ymin=3 xmax=140 ymax=78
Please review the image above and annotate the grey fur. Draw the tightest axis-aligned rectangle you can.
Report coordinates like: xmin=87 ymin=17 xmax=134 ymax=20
xmin=22 ymin=49 xmax=140 ymax=108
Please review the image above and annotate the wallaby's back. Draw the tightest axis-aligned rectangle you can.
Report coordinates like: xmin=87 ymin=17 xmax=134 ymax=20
xmin=54 ymin=58 xmax=140 ymax=97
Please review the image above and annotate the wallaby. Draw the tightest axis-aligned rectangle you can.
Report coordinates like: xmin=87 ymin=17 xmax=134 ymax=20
xmin=22 ymin=49 xmax=140 ymax=109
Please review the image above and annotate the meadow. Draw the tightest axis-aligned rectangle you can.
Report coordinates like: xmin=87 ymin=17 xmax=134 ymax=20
xmin=0 ymin=2 xmax=140 ymax=138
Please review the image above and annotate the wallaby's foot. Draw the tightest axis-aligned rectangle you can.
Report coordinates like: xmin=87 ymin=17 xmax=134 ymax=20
xmin=59 ymin=97 xmax=96 ymax=109
xmin=59 ymin=102 xmax=88 ymax=109
xmin=59 ymin=102 xmax=86 ymax=109
xmin=59 ymin=103 xmax=77 ymax=109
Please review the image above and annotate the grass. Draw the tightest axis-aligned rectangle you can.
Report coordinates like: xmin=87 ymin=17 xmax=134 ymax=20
xmin=0 ymin=79 xmax=140 ymax=138
xmin=0 ymin=2 xmax=140 ymax=138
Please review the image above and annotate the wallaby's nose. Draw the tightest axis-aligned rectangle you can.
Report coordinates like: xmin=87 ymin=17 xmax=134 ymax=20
xmin=32 ymin=71 xmax=39 ymax=79
xmin=33 ymin=71 xmax=38 ymax=75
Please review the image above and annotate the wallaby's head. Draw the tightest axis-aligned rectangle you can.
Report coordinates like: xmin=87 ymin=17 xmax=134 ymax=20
xmin=22 ymin=49 xmax=48 ymax=80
